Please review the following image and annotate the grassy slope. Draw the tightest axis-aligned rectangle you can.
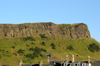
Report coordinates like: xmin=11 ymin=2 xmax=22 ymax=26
xmin=0 ymin=37 xmax=100 ymax=66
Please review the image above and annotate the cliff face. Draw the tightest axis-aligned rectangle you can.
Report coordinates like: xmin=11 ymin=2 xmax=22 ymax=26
xmin=0 ymin=22 xmax=91 ymax=39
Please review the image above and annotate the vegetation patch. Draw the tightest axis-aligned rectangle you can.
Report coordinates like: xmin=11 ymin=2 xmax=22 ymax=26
xmin=50 ymin=43 xmax=56 ymax=49
xmin=39 ymin=34 xmax=47 ymax=38
xmin=12 ymin=46 xmax=15 ymax=49
xmin=0 ymin=37 xmax=99 ymax=66
xmin=4 ymin=34 xmax=7 ymax=36
xmin=21 ymin=37 xmax=35 ymax=41
xmin=57 ymin=32 xmax=60 ymax=35
xmin=67 ymin=45 xmax=74 ymax=51
xmin=17 ymin=49 xmax=25 ymax=55
xmin=88 ymin=43 xmax=100 ymax=52
xmin=25 ymin=47 xmax=42 ymax=59
xmin=41 ymin=42 xmax=46 ymax=46
xmin=41 ymin=48 xmax=47 ymax=52
xmin=47 ymin=54 xmax=51 ymax=57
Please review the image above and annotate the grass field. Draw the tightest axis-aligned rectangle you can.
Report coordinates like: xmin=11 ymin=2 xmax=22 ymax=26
xmin=0 ymin=37 xmax=100 ymax=66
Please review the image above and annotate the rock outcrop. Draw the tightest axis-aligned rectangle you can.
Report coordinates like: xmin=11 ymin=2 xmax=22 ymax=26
xmin=0 ymin=22 xmax=91 ymax=39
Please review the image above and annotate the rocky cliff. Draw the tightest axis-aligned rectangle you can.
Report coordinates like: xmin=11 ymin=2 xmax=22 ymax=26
xmin=0 ymin=22 xmax=91 ymax=39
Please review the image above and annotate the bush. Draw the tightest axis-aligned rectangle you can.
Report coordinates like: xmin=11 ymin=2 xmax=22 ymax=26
xmin=25 ymin=51 xmax=41 ymax=59
xmin=41 ymin=48 xmax=47 ymax=52
xmin=12 ymin=46 xmax=15 ymax=49
xmin=31 ymin=42 xmax=35 ymax=45
xmin=67 ymin=45 xmax=74 ymax=51
xmin=15 ymin=53 xmax=17 ymax=56
xmin=25 ymin=47 xmax=43 ymax=59
xmin=88 ymin=43 xmax=100 ymax=52
xmin=50 ymin=43 xmax=55 ymax=49
xmin=39 ymin=34 xmax=47 ymax=38
xmin=34 ymin=47 xmax=41 ymax=55
xmin=6 ymin=51 xmax=9 ymax=53
xmin=48 ymin=54 xmax=51 ymax=57
xmin=29 ymin=47 xmax=34 ymax=51
xmin=2 ymin=50 xmax=5 ymax=53
xmin=17 ymin=49 xmax=24 ymax=55
xmin=26 ymin=44 xmax=29 ymax=47
xmin=25 ymin=53 xmax=35 ymax=59
xmin=41 ymin=42 xmax=46 ymax=46
xmin=13 ymin=53 xmax=17 ymax=56
xmin=4 ymin=34 xmax=7 ymax=36
xmin=40 ymin=54 xmax=43 ymax=57
xmin=22 ymin=37 xmax=35 ymax=41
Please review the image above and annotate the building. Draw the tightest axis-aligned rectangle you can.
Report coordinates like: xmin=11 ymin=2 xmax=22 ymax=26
xmin=19 ymin=55 xmax=100 ymax=66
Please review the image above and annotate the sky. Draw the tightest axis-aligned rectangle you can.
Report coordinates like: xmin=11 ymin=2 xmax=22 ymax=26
xmin=0 ymin=0 xmax=100 ymax=42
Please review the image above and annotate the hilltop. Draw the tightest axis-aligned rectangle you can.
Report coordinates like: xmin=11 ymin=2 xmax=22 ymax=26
xmin=0 ymin=22 xmax=99 ymax=66
xmin=0 ymin=22 xmax=90 ymax=39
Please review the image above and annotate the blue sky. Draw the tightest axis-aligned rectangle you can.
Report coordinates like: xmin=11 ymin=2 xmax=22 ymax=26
xmin=0 ymin=0 xmax=100 ymax=42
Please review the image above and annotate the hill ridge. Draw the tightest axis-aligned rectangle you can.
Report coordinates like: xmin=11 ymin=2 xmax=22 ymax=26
xmin=0 ymin=22 xmax=91 ymax=39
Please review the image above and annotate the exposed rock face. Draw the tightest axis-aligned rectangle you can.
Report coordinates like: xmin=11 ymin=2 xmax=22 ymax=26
xmin=0 ymin=22 xmax=91 ymax=39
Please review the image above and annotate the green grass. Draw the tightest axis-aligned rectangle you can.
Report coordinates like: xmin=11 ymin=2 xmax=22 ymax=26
xmin=0 ymin=37 xmax=100 ymax=66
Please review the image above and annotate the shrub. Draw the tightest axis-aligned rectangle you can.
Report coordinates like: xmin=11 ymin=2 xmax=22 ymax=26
xmin=26 ymin=44 xmax=29 ymax=47
xmin=41 ymin=42 xmax=46 ymax=46
xmin=15 ymin=53 xmax=17 ymax=56
xmin=13 ymin=53 xmax=17 ymax=56
xmin=17 ymin=49 xmax=24 ymax=55
xmin=39 ymin=34 xmax=47 ymax=38
xmin=6 ymin=51 xmax=9 ymax=53
xmin=4 ymin=34 xmax=7 ymax=36
xmin=88 ymin=43 xmax=100 ymax=52
xmin=31 ymin=42 xmax=35 ymax=45
xmin=48 ymin=54 xmax=51 ymax=57
xmin=29 ymin=47 xmax=34 ymax=51
xmin=34 ymin=47 xmax=41 ymax=55
xmin=12 ymin=46 xmax=15 ymax=48
xmin=41 ymin=48 xmax=47 ymax=52
xmin=25 ymin=53 xmax=34 ymax=59
xmin=2 ymin=50 xmax=5 ymax=53
xmin=25 ymin=47 xmax=42 ymax=59
xmin=25 ymin=51 xmax=41 ymax=59
xmin=67 ymin=45 xmax=74 ymax=51
xmin=22 ymin=37 xmax=35 ymax=41
xmin=40 ymin=54 xmax=43 ymax=57
xmin=50 ymin=43 xmax=55 ymax=49
xmin=86 ymin=36 xmax=88 ymax=38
